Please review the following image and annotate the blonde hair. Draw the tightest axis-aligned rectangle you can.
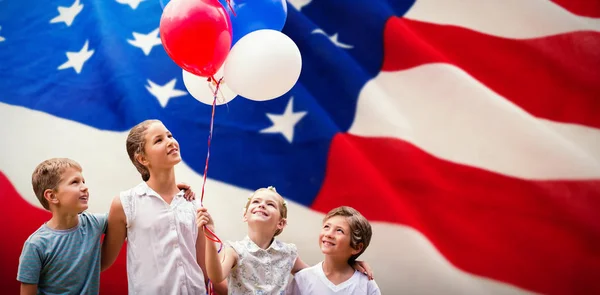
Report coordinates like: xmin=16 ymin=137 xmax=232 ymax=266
xmin=126 ymin=119 xmax=160 ymax=181
xmin=31 ymin=158 xmax=82 ymax=210
xmin=244 ymin=186 xmax=288 ymax=236
xmin=323 ymin=206 xmax=372 ymax=263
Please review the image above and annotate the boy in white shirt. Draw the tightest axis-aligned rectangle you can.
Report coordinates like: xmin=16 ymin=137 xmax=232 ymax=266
xmin=287 ymin=206 xmax=381 ymax=295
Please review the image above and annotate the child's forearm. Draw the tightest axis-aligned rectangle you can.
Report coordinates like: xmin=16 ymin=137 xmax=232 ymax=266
xmin=204 ymin=236 xmax=225 ymax=283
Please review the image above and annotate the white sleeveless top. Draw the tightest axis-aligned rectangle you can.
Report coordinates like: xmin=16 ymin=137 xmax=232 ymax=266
xmin=228 ymin=236 xmax=298 ymax=295
xmin=120 ymin=182 xmax=206 ymax=295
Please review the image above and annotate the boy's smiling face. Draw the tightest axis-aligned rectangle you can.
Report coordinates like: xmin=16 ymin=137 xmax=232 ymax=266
xmin=319 ymin=215 xmax=362 ymax=259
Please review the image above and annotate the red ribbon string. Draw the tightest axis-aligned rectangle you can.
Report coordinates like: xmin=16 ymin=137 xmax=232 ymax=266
xmin=200 ymin=76 xmax=224 ymax=295
xmin=226 ymin=0 xmax=236 ymax=17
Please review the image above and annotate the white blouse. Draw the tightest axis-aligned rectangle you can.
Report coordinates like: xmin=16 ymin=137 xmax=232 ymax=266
xmin=120 ymin=182 xmax=206 ymax=295
xmin=228 ymin=236 xmax=298 ymax=295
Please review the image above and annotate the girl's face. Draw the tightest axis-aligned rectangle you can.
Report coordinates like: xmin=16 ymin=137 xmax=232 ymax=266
xmin=138 ymin=122 xmax=181 ymax=170
xmin=244 ymin=190 xmax=286 ymax=233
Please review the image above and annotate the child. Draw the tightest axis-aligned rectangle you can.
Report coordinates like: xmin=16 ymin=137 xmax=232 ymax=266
xmin=17 ymin=158 xmax=106 ymax=295
xmin=100 ymin=119 xmax=227 ymax=294
xmin=197 ymin=187 xmax=373 ymax=294
xmin=198 ymin=186 xmax=303 ymax=294
xmin=286 ymin=206 xmax=381 ymax=295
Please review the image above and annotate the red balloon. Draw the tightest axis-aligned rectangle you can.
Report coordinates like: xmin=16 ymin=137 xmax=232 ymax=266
xmin=160 ymin=0 xmax=232 ymax=77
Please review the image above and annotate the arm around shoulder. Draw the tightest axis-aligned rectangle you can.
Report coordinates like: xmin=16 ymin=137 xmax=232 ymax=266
xmin=101 ymin=195 xmax=128 ymax=271
xmin=291 ymin=256 xmax=309 ymax=275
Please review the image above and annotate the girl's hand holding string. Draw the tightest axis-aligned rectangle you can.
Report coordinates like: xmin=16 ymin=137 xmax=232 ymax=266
xmin=196 ymin=207 xmax=215 ymax=232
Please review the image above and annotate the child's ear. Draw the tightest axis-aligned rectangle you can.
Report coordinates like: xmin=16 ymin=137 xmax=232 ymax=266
xmin=277 ymin=218 xmax=287 ymax=230
xmin=351 ymin=243 xmax=364 ymax=255
xmin=135 ymin=153 xmax=149 ymax=166
xmin=43 ymin=189 xmax=59 ymax=205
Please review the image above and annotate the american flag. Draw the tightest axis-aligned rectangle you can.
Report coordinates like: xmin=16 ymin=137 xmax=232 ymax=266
xmin=1 ymin=0 xmax=599 ymax=294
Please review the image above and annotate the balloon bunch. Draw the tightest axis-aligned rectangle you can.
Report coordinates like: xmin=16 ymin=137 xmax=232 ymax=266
xmin=159 ymin=2 xmax=301 ymax=293
xmin=160 ymin=0 xmax=302 ymax=104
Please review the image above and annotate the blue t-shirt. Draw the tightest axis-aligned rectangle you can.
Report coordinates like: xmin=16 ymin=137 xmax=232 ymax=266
xmin=17 ymin=212 xmax=108 ymax=295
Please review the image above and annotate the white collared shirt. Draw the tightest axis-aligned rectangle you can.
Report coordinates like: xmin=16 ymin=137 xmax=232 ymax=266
xmin=228 ymin=236 xmax=298 ymax=295
xmin=120 ymin=182 xmax=206 ymax=295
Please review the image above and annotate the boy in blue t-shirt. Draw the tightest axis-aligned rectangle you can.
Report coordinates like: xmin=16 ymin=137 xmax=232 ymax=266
xmin=17 ymin=158 xmax=107 ymax=295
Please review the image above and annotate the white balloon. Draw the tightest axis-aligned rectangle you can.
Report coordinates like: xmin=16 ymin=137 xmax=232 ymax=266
xmin=224 ymin=29 xmax=302 ymax=101
xmin=182 ymin=67 xmax=238 ymax=106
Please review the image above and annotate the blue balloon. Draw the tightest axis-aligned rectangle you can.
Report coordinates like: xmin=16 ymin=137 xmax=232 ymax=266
xmin=219 ymin=0 xmax=288 ymax=45
xmin=159 ymin=0 xmax=170 ymax=10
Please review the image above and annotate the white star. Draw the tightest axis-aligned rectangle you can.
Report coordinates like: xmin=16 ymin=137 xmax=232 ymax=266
xmin=127 ymin=28 xmax=161 ymax=56
xmin=50 ymin=0 xmax=83 ymax=27
xmin=311 ymin=29 xmax=354 ymax=49
xmin=115 ymin=0 xmax=144 ymax=9
xmin=287 ymin=0 xmax=312 ymax=11
xmin=146 ymin=79 xmax=187 ymax=108
xmin=57 ymin=40 xmax=94 ymax=74
xmin=0 ymin=26 xmax=4 ymax=42
xmin=260 ymin=97 xmax=307 ymax=143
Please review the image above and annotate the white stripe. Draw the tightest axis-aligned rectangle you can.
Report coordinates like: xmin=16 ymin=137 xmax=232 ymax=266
xmin=0 ymin=102 xmax=533 ymax=294
xmin=404 ymin=0 xmax=600 ymax=39
xmin=348 ymin=64 xmax=600 ymax=179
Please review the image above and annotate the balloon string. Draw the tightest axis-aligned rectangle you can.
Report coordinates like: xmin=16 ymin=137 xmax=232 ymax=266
xmin=226 ymin=0 xmax=236 ymax=16
xmin=201 ymin=75 xmax=224 ymax=295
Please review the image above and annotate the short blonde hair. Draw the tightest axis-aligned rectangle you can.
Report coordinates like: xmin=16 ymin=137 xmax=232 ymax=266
xmin=244 ymin=186 xmax=288 ymax=236
xmin=126 ymin=119 xmax=160 ymax=181
xmin=323 ymin=206 xmax=372 ymax=263
xmin=31 ymin=158 xmax=82 ymax=210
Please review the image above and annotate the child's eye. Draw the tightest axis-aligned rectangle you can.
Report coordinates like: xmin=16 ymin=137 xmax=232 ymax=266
xmin=337 ymin=229 xmax=344 ymax=233
xmin=155 ymin=139 xmax=162 ymax=144
xmin=323 ymin=225 xmax=329 ymax=229
xmin=268 ymin=203 xmax=275 ymax=207
xmin=252 ymin=200 xmax=259 ymax=203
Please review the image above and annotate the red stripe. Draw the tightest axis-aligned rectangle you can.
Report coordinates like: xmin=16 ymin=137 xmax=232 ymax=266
xmin=0 ymin=172 xmax=128 ymax=294
xmin=551 ymin=0 xmax=600 ymax=17
xmin=382 ymin=17 xmax=600 ymax=129
xmin=311 ymin=134 xmax=600 ymax=295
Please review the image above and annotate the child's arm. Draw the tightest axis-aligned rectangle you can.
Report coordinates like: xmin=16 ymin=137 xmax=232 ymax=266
xmin=101 ymin=196 xmax=128 ymax=271
xmin=291 ymin=256 xmax=309 ymax=275
xmin=194 ymin=220 xmax=228 ymax=294
xmin=197 ymin=207 xmax=238 ymax=284
xmin=177 ymin=182 xmax=196 ymax=201
xmin=352 ymin=260 xmax=374 ymax=280
xmin=20 ymin=283 xmax=37 ymax=295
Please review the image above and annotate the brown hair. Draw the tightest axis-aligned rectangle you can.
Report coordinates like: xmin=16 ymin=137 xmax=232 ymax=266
xmin=126 ymin=119 xmax=160 ymax=181
xmin=31 ymin=158 xmax=82 ymax=210
xmin=244 ymin=186 xmax=288 ymax=236
xmin=323 ymin=206 xmax=372 ymax=263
